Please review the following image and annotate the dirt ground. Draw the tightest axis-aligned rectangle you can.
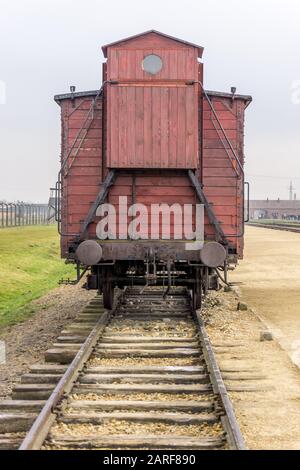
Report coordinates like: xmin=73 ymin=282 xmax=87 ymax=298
xmin=231 ymin=226 xmax=300 ymax=368
xmin=0 ymin=282 xmax=94 ymax=398
xmin=203 ymin=289 xmax=300 ymax=450
xmin=2 ymin=225 xmax=300 ymax=449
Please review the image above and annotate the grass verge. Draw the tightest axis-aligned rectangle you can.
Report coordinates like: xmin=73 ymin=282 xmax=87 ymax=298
xmin=0 ymin=225 xmax=74 ymax=328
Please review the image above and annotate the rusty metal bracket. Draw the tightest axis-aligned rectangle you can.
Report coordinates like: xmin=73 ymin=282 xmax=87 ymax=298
xmin=80 ymin=169 xmax=116 ymax=240
xmin=58 ymin=263 xmax=89 ymax=285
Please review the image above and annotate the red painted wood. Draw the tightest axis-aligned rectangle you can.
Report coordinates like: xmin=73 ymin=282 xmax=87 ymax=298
xmin=203 ymin=110 xmax=235 ymax=120
xmin=202 ymin=167 xmax=236 ymax=177
xmin=109 ymin=186 xmax=195 ymax=197
xmin=202 ymin=94 xmax=246 ymax=252
xmin=58 ymin=34 xmax=249 ymax=260
xmin=68 ymin=120 xmax=102 ymax=130
xmin=203 ymin=119 xmax=236 ymax=130
xmin=203 ymin=158 xmax=232 ymax=169
xmin=203 ymin=139 xmax=237 ymax=150
xmin=106 ymin=33 xmax=199 ymax=169
xmin=107 ymin=47 xmax=198 ymax=81
xmin=66 ymin=176 xmax=101 ymax=185
xmin=107 ymin=84 xmax=198 ymax=168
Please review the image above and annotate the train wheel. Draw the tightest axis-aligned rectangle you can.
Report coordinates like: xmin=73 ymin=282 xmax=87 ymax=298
xmin=103 ymin=281 xmax=114 ymax=310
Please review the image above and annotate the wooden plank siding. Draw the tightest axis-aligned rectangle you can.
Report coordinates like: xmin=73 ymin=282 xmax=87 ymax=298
xmin=202 ymin=96 xmax=245 ymax=251
xmin=59 ymin=92 xmax=246 ymax=258
xmin=106 ymin=35 xmax=199 ymax=169
xmin=59 ymin=96 xmax=103 ymax=257
xmin=107 ymin=84 xmax=199 ymax=168
xmin=57 ymin=32 xmax=248 ymax=259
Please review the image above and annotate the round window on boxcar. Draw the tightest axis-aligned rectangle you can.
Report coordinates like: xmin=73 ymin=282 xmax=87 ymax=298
xmin=142 ymin=54 xmax=163 ymax=75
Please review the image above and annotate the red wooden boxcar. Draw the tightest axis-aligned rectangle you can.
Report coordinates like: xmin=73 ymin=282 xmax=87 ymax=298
xmin=54 ymin=30 xmax=251 ymax=309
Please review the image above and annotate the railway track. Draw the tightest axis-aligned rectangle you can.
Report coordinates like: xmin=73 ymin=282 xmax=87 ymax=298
xmin=248 ymin=222 xmax=300 ymax=233
xmin=0 ymin=287 xmax=245 ymax=450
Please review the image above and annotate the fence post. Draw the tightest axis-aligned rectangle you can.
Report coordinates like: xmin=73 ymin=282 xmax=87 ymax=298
xmin=0 ymin=202 xmax=51 ymax=227
xmin=0 ymin=203 xmax=3 ymax=227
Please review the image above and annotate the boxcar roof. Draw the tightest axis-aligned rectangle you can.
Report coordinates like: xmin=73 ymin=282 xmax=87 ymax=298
xmin=206 ymin=90 xmax=252 ymax=105
xmin=101 ymin=30 xmax=204 ymax=58
xmin=54 ymin=89 xmax=252 ymax=104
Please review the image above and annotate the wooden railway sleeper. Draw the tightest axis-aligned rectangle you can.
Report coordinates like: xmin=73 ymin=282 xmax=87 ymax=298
xmin=11 ymin=287 xmax=245 ymax=450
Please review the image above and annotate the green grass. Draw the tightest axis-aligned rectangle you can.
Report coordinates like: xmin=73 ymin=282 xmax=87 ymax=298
xmin=0 ymin=225 xmax=74 ymax=328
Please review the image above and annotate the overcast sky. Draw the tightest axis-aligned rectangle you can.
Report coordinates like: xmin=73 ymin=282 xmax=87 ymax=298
xmin=0 ymin=0 xmax=300 ymax=202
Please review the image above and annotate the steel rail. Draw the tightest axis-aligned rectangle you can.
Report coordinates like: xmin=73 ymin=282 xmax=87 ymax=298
xmin=18 ymin=288 xmax=244 ymax=451
xmin=195 ymin=313 xmax=246 ymax=450
xmin=248 ymin=222 xmax=300 ymax=233
xmin=19 ymin=292 xmax=124 ymax=450
xmin=19 ymin=313 xmax=108 ymax=449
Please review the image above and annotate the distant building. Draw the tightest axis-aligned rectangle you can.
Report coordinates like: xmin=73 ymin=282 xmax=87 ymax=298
xmin=249 ymin=200 xmax=300 ymax=220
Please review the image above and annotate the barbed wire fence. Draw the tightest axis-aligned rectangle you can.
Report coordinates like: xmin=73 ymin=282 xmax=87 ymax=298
xmin=0 ymin=202 xmax=55 ymax=228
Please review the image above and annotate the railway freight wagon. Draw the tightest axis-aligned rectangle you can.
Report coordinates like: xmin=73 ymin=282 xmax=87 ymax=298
xmin=54 ymin=30 xmax=252 ymax=309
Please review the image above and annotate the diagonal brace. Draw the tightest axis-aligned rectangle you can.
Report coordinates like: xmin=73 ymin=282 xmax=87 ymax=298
xmin=188 ymin=170 xmax=226 ymax=244
xmin=80 ymin=169 xmax=116 ymax=240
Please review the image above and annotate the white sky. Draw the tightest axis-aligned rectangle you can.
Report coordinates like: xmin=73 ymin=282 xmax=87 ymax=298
xmin=0 ymin=0 xmax=300 ymax=202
